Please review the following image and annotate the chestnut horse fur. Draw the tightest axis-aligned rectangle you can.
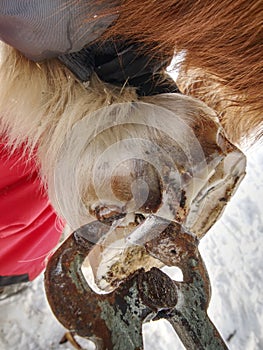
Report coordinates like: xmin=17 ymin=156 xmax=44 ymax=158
xmin=100 ymin=0 xmax=263 ymax=144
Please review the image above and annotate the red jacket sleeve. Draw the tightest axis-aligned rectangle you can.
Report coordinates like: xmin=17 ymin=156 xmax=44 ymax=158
xmin=0 ymin=140 xmax=63 ymax=283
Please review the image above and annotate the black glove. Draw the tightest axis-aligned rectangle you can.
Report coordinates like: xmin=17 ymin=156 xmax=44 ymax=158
xmin=59 ymin=40 xmax=180 ymax=96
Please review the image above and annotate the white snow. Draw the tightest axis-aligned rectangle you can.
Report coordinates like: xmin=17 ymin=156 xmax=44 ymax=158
xmin=0 ymin=145 xmax=262 ymax=350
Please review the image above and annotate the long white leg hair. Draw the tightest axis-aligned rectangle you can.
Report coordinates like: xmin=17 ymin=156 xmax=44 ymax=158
xmin=0 ymin=43 xmax=245 ymax=234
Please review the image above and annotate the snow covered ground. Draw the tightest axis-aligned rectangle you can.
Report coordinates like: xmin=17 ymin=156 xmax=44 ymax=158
xmin=0 ymin=144 xmax=262 ymax=350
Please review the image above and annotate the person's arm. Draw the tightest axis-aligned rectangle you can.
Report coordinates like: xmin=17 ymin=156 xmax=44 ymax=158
xmin=0 ymin=0 xmax=117 ymax=61
xmin=0 ymin=141 xmax=63 ymax=285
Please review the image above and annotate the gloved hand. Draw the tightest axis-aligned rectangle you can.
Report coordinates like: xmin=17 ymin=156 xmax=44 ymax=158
xmin=59 ymin=40 xmax=180 ymax=96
